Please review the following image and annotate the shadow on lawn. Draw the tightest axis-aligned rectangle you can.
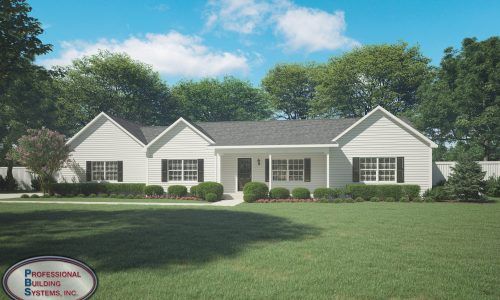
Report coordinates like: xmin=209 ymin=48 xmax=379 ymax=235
xmin=0 ymin=209 xmax=319 ymax=271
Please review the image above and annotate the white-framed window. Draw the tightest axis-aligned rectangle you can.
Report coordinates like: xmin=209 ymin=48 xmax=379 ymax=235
xmin=168 ymin=159 xmax=198 ymax=182
xmin=91 ymin=161 xmax=119 ymax=181
xmin=359 ymin=157 xmax=396 ymax=182
xmin=272 ymin=159 xmax=304 ymax=181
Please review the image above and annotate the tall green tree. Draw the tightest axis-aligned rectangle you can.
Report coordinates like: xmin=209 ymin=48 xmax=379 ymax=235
xmin=54 ymin=51 xmax=179 ymax=134
xmin=0 ymin=0 xmax=52 ymax=93
xmin=313 ymin=43 xmax=431 ymax=117
xmin=261 ymin=63 xmax=318 ymax=119
xmin=415 ymin=37 xmax=499 ymax=160
xmin=173 ymin=76 xmax=271 ymax=122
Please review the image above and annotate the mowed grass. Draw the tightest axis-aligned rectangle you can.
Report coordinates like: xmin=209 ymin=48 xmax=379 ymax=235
xmin=0 ymin=202 xmax=499 ymax=299
xmin=3 ymin=197 xmax=207 ymax=203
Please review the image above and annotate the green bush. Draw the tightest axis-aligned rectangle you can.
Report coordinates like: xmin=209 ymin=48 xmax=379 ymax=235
xmin=190 ymin=185 xmax=199 ymax=197
xmin=127 ymin=194 xmax=136 ymax=199
xmin=370 ymin=196 xmax=380 ymax=202
xmin=205 ymin=193 xmax=218 ymax=202
xmin=446 ymin=158 xmax=486 ymax=202
xmin=313 ymin=188 xmax=338 ymax=200
xmin=77 ymin=194 xmax=85 ymax=198
xmin=197 ymin=182 xmax=224 ymax=201
xmin=48 ymin=183 xmax=146 ymax=196
xmin=243 ymin=182 xmax=268 ymax=200
xmin=269 ymin=187 xmax=290 ymax=199
xmin=243 ymin=193 xmax=258 ymax=203
xmin=485 ymin=176 xmax=500 ymax=197
xmin=355 ymin=197 xmax=364 ymax=202
xmin=20 ymin=194 xmax=29 ymax=198
xmin=144 ymin=185 xmax=164 ymax=196
xmin=292 ymin=187 xmax=310 ymax=199
xmin=333 ymin=198 xmax=345 ymax=203
xmin=399 ymin=195 xmax=410 ymax=202
xmin=30 ymin=194 xmax=40 ymax=198
xmin=347 ymin=184 xmax=420 ymax=201
xmin=385 ymin=197 xmax=395 ymax=202
xmin=89 ymin=193 xmax=97 ymax=198
xmin=423 ymin=186 xmax=451 ymax=202
xmin=98 ymin=193 xmax=109 ymax=198
xmin=168 ymin=185 xmax=187 ymax=197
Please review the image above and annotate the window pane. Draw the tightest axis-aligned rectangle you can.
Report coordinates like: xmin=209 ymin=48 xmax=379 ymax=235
xmin=92 ymin=161 xmax=104 ymax=181
xmin=183 ymin=160 xmax=198 ymax=181
xmin=272 ymin=159 xmax=287 ymax=181
xmin=378 ymin=157 xmax=396 ymax=181
xmin=168 ymin=159 xmax=183 ymax=181
xmin=359 ymin=157 xmax=377 ymax=181
xmin=288 ymin=159 xmax=304 ymax=181
xmin=105 ymin=161 xmax=118 ymax=181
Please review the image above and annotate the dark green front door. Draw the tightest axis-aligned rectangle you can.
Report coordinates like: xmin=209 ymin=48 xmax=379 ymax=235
xmin=237 ymin=158 xmax=252 ymax=191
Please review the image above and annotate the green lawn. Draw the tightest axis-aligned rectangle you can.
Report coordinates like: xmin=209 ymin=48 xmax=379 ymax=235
xmin=0 ymin=202 xmax=499 ymax=299
xmin=3 ymin=197 xmax=207 ymax=203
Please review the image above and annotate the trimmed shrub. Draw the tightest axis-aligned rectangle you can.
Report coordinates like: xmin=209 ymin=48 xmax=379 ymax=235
xmin=190 ymin=185 xmax=199 ymax=197
xmin=89 ymin=193 xmax=97 ymax=198
xmin=269 ymin=187 xmax=290 ymax=199
xmin=30 ymin=194 xmax=39 ymax=198
xmin=20 ymin=194 xmax=29 ymax=198
xmin=205 ymin=193 xmax=218 ymax=202
xmin=243 ymin=182 xmax=268 ymax=200
xmin=243 ymin=193 xmax=258 ymax=203
xmin=108 ymin=193 xmax=117 ymax=198
xmin=423 ymin=186 xmax=451 ymax=202
xmin=168 ymin=185 xmax=187 ymax=197
xmin=385 ymin=197 xmax=395 ymax=202
xmin=370 ymin=196 xmax=380 ymax=202
xmin=197 ymin=182 xmax=224 ymax=201
xmin=355 ymin=197 xmax=364 ymax=202
xmin=144 ymin=185 xmax=164 ymax=196
xmin=333 ymin=198 xmax=345 ymax=203
xmin=399 ymin=195 xmax=410 ymax=202
xmin=118 ymin=194 xmax=127 ymax=199
xmin=77 ymin=194 xmax=85 ymax=198
xmin=485 ymin=176 xmax=500 ymax=197
xmin=313 ymin=188 xmax=337 ymax=200
xmin=48 ymin=183 xmax=146 ymax=196
xmin=98 ymin=193 xmax=109 ymax=198
xmin=347 ymin=184 xmax=420 ymax=201
xmin=127 ymin=194 xmax=136 ymax=199
xmin=292 ymin=187 xmax=310 ymax=199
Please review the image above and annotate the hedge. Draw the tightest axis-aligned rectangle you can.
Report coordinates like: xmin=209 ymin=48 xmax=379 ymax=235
xmin=48 ymin=183 xmax=146 ymax=196
xmin=269 ymin=187 xmax=290 ymax=199
xmin=346 ymin=184 xmax=420 ymax=201
xmin=313 ymin=187 xmax=342 ymax=200
xmin=292 ymin=187 xmax=311 ymax=199
xmin=243 ymin=182 xmax=268 ymax=202
xmin=197 ymin=182 xmax=224 ymax=201
xmin=144 ymin=185 xmax=164 ymax=196
xmin=168 ymin=185 xmax=188 ymax=197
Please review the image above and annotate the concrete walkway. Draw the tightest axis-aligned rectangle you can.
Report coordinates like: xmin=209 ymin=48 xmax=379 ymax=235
xmin=0 ymin=198 xmax=244 ymax=207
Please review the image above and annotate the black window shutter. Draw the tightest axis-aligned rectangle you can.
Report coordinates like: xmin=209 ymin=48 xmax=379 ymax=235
xmin=265 ymin=159 xmax=269 ymax=182
xmin=352 ymin=157 xmax=360 ymax=182
xmin=86 ymin=161 xmax=92 ymax=182
xmin=397 ymin=157 xmax=404 ymax=183
xmin=198 ymin=159 xmax=204 ymax=182
xmin=304 ymin=158 xmax=311 ymax=182
xmin=117 ymin=161 xmax=123 ymax=182
xmin=161 ymin=159 xmax=168 ymax=182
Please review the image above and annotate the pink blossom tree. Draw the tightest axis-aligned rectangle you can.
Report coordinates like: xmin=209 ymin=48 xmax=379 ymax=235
xmin=7 ymin=128 xmax=71 ymax=193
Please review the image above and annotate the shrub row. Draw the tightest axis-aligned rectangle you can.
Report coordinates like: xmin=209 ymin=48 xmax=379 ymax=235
xmin=189 ymin=182 xmax=223 ymax=202
xmin=48 ymin=183 xmax=146 ymax=196
xmin=346 ymin=184 xmax=420 ymax=201
xmin=243 ymin=182 xmax=313 ymax=202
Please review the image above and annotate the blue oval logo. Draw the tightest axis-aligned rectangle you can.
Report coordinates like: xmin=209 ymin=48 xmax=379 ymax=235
xmin=2 ymin=256 xmax=97 ymax=300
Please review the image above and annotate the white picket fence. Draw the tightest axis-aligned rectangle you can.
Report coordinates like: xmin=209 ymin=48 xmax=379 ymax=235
xmin=0 ymin=167 xmax=36 ymax=190
xmin=433 ymin=161 xmax=500 ymax=186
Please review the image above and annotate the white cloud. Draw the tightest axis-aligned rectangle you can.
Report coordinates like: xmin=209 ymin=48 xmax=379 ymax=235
xmin=275 ymin=7 xmax=360 ymax=52
xmin=40 ymin=31 xmax=249 ymax=77
xmin=205 ymin=0 xmax=359 ymax=52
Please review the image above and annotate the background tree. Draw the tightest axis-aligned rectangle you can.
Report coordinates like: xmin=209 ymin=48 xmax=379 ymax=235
xmin=261 ymin=63 xmax=318 ymax=119
xmin=313 ymin=43 xmax=431 ymax=117
xmin=0 ymin=0 xmax=52 ymax=94
xmin=7 ymin=128 xmax=71 ymax=193
xmin=173 ymin=76 xmax=271 ymax=121
xmin=415 ymin=37 xmax=499 ymax=160
xmin=54 ymin=51 xmax=179 ymax=135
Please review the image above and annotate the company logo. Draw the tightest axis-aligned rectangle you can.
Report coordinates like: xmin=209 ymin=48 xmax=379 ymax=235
xmin=2 ymin=256 xmax=97 ymax=300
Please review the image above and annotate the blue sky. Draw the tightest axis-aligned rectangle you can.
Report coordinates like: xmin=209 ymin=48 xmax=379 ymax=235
xmin=32 ymin=0 xmax=499 ymax=85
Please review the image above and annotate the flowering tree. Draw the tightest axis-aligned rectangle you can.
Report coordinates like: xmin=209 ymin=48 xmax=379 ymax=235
xmin=7 ymin=128 xmax=71 ymax=193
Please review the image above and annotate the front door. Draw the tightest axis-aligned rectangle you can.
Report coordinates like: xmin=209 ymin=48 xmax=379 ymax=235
xmin=237 ymin=158 xmax=252 ymax=191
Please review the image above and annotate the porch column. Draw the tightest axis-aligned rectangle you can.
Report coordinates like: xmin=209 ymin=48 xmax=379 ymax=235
xmin=216 ymin=153 xmax=221 ymax=183
xmin=326 ymin=151 xmax=330 ymax=188
xmin=268 ymin=154 xmax=272 ymax=189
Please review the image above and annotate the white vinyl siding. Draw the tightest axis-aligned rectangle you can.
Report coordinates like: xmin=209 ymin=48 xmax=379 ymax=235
xmin=329 ymin=110 xmax=432 ymax=192
xmin=58 ymin=117 xmax=146 ymax=183
xmin=147 ymin=122 xmax=215 ymax=189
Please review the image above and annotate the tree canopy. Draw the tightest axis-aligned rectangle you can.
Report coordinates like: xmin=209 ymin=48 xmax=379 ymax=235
xmin=313 ymin=43 xmax=431 ymax=117
xmin=173 ymin=76 xmax=271 ymax=122
xmin=415 ymin=37 xmax=499 ymax=160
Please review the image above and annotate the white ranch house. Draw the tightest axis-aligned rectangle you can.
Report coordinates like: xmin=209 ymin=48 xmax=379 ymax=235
xmin=59 ymin=106 xmax=438 ymax=195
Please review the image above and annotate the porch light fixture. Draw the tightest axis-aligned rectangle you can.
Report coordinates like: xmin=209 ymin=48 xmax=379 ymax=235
xmin=257 ymin=158 xmax=261 ymax=166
